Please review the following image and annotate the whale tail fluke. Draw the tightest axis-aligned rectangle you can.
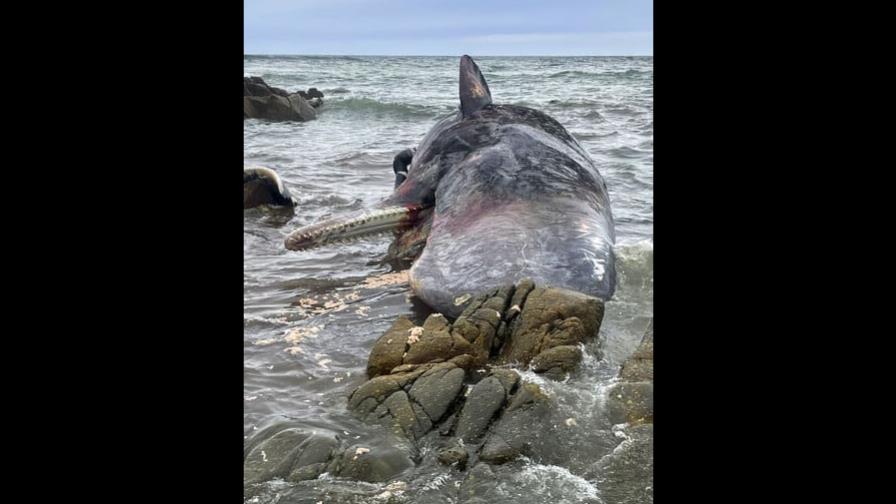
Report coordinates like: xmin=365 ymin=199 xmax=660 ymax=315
xmin=459 ymin=55 xmax=492 ymax=118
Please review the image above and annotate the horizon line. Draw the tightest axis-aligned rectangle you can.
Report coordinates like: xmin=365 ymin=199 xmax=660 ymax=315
xmin=244 ymin=54 xmax=653 ymax=57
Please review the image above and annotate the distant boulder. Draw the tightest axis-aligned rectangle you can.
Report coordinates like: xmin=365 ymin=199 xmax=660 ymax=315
xmin=243 ymin=76 xmax=324 ymax=121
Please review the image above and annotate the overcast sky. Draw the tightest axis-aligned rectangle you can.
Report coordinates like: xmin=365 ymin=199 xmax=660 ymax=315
xmin=245 ymin=0 xmax=652 ymax=56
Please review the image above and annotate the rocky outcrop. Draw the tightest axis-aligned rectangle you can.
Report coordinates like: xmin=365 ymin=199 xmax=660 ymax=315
xmin=585 ymin=423 xmax=653 ymax=504
xmin=244 ymin=280 xmax=609 ymax=488
xmin=605 ymin=320 xmax=653 ymax=425
xmin=325 ymin=442 xmax=416 ymax=483
xmin=583 ymin=321 xmax=654 ymax=503
xmin=243 ymin=428 xmax=339 ymax=484
xmin=243 ymin=76 xmax=324 ymax=122
xmin=349 ymin=278 xmax=605 ymax=468
xmin=349 ymin=360 xmax=467 ymax=441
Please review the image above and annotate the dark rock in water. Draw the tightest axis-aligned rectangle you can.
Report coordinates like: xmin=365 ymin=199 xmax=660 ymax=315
xmin=244 ymin=80 xmax=271 ymax=97
xmin=458 ymin=462 xmax=498 ymax=502
xmin=408 ymin=362 xmax=466 ymax=422
xmin=405 ymin=314 xmax=476 ymax=367
xmin=365 ymin=310 xmax=491 ymax=381
xmin=243 ymin=76 xmax=291 ymax=98
xmin=367 ymin=316 xmax=415 ymax=378
xmin=437 ymin=443 xmax=469 ymax=469
xmin=606 ymin=381 xmax=653 ymax=425
xmin=478 ymin=382 xmax=557 ymax=464
xmin=345 ymin=278 xmax=607 ymax=477
xmin=269 ymin=86 xmax=289 ymax=97
xmin=488 ymin=368 xmax=520 ymax=395
xmin=451 ymin=285 xmax=512 ymax=366
xmin=306 ymin=87 xmax=324 ymax=99
xmin=348 ymin=361 xmax=466 ymax=441
xmin=327 ymin=443 xmax=415 ymax=483
xmin=455 ymin=376 xmax=506 ymax=442
xmin=619 ymin=320 xmax=653 ymax=382
xmin=288 ymin=92 xmax=318 ymax=116
xmin=243 ymin=76 xmax=322 ymax=120
xmin=243 ymin=428 xmax=339 ymax=484
xmin=244 ymin=167 xmax=296 ymax=209
xmin=499 ymin=286 xmax=603 ymax=369
xmin=605 ymin=320 xmax=654 ymax=425
xmin=530 ymin=344 xmax=583 ymax=377
xmin=244 ymin=93 xmax=316 ymax=122
xmin=584 ymin=424 xmax=653 ymax=504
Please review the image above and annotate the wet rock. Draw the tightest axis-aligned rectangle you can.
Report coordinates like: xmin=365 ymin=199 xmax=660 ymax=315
xmin=287 ymin=434 xmax=340 ymax=481
xmin=488 ymin=368 xmax=520 ymax=394
xmin=243 ymin=428 xmax=338 ymax=484
xmin=619 ymin=320 xmax=653 ymax=382
xmin=478 ymin=382 xmax=556 ymax=464
xmin=243 ymin=76 xmax=320 ymax=121
xmin=455 ymin=376 xmax=506 ymax=442
xmin=437 ymin=443 xmax=469 ymax=469
xmin=408 ymin=362 xmax=466 ymax=422
xmin=458 ymin=463 xmax=498 ymax=502
xmin=347 ymin=278 xmax=606 ymax=474
xmin=605 ymin=320 xmax=654 ymax=425
xmin=451 ymin=285 xmax=514 ymax=365
xmin=367 ymin=313 xmax=483 ymax=379
xmin=328 ymin=443 xmax=415 ymax=483
xmin=288 ymin=92 xmax=318 ymax=118
xmin=605 ymin=381 xmax=653 ymax=425
xmin=530 ymin=344 xmax=582 ymax=375
xmin=367 ymin=316 xmax=415 ymax=378
xmin=349 ymin=362 xmax=466 ymax=440
xmin=405 ymin=314 xmax=474 ymax=365
xmin=244 ymin=93 xmax=316 ymax=121
xmin=500 ymin=287 xmax=603 ymax=368
xmin=585 ymin=424 xmax=653 ymax=504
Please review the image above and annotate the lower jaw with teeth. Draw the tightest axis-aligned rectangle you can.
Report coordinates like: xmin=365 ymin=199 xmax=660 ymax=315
xmin=285 ymin=205 xmax=422 ymax=251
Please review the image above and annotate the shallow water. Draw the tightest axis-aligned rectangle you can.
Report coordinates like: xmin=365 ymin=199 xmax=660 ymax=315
xmin=244 ymin=56 xmax=653 ymax=503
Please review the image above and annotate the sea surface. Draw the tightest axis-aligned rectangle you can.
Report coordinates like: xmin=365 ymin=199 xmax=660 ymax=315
xmin=244 ymin=55 xmax=653 ymax=503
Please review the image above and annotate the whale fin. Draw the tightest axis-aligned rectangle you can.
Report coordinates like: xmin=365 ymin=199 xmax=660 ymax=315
xmin=459 ymin=55 xmax=492 ymax=118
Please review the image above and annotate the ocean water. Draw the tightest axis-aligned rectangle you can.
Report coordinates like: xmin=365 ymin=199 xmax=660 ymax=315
xmin=244 ymin=56 xmax=653 ymax=503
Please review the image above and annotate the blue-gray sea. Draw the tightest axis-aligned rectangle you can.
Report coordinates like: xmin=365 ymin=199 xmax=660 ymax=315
xmin=244 ymin=56 xmax=653 ymax=504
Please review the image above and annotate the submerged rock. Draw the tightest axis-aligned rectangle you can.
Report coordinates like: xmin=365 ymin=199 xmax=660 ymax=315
xmin=327 ymin=442 xmax=416 ymax=483
xmin=478 ymin=382 xmax=556 ymax=464
xmin=586 ymin=321 xmax=654 ymax=502
xmin=585 ymin=424 xmax=654 ymax=504
xmin=243 ymin=428 xmax=338 ymax=484
xmin=605 ymin=320 xmax=654 ymax=425
xmin=619 ymin=320 xmax=653 ymax=382
xmin=457 ymin=463 xmax=499 ymax=502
